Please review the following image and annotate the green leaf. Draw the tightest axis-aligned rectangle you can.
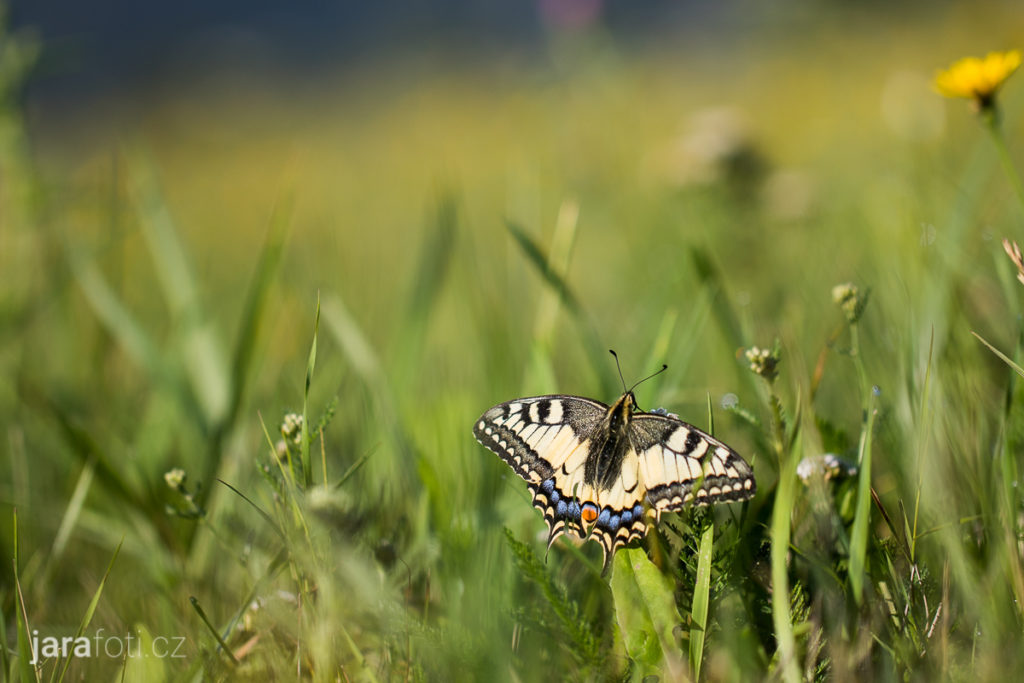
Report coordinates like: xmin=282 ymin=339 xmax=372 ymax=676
xmin=689 ymin=520 xmax=715 ymax=678
xmin=506 ymin=219 xmax=581 ymax=315
xmin=972 ymin=330 xmax=1024 ymax=379
xmin=300 ymin=295 xmax=321 ymax=487
xmin=771 ymin=432 xmax=801 ymax=683
xmin=14 ymin=570 xmax=38 ymax=683
xmin=503 ymin=529 xmax=601 ymax=667
xmin=118 ymin=624 xmax=168 ymax=682
xmin=189 ymin=596 xmax=239 ymax=665
xmin=129 ymin=153 xmax=229 ymax=426
xmin=13 ymin=510 xmax=39 ymax=683
xmin=393 ymin=195 xmax=458 ymax=384
xmin=610 ymin=548 xmax=686 ymax=680
xmin=222 ymin=194 xmax=292 ymax=432
xmin=56 ymin=540 xmax=122 ymax=682
xmin=849 ymin=396 xmax=877 ymax=605
xmin=506 ymin=216 xmax=615 ymax=397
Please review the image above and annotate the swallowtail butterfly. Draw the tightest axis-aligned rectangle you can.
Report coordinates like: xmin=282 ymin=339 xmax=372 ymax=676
xmin=473 ymin=355 xmax=756 ymax=570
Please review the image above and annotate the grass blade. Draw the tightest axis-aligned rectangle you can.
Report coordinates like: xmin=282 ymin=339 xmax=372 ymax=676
xmin=689 ymin=519 xmax=715 ymax=679
xmin=392 ymin=195 xmax=458 ymax=385
xmin=407 ymin=196 xmax=458 ymax=322
xmin=13 ymin=509 xmax=39 ymax=683
xmin=56 ymin=540 xmax=122 ymax=682
xmin=506 ymin=218 xmax=581 ymax=315
xmin=14 ymin=568 xmax=38 ymax=682
xmin=215 ymin=478 xmax=287 ymax=544
xmin=506 ymin=216 xmax=615 ymax=396
xmin=771 ymin=430 xmax=801 ymax=683
xmin=689 ymin=246 xmax=746 ymax=352
xmin=42 ymin=458 xmax=95 ymax=586
xmin=849 ymin=396 xmax=878 ymax=605
xmin=20 ymin=385 xmax=159 ymax=530
xmin=189 ymin=596 xmax=239 ymax=665
xmin=66 ymin=253 xmax=170 ymax=392
xmin=972 ymin=330 xmax=1024 ymax=379
xmin=220 ymin=195 xmax=292 ymax=434
xmin=129 ymin=153 xmax=229 ymax=427
xmin=300 ymin=295 xmax=321 ymax=487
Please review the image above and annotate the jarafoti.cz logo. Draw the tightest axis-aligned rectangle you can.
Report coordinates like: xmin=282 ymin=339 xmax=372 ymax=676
xmin=30 ymin=629 xmax=187 ymax=665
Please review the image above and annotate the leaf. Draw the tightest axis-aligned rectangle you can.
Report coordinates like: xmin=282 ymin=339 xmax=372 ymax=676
xmin=972 ymin=331 xmax=1024 ymax=379
xmin=300 ymin=295 xmax=321 ymax=487
xmin=689 ymin=520 xmax=715 ymax=679
xmin=506 ymin=216 xmax=615 ymax=398
xmin=13 ymin=510 xmax=40 ymax=683
xmin=129 ymin=153 xmax=229 ymax=426
xmin=14 ymin=569 xmax=38 ymax=683
xmin=771 ymin=432 xmax=801 ymax=683
xmin=118 ymin=624 xmax=168 ymax=682
xmin=56 ymin=540 xmax=123 ymax=682
xmin=222 ymin=194 xmax=292 ymax=432
xmin=610 ymin=548 xmax=686 ymax=680
xmin=392 ymin=195 xmax=459 ymax=384
xmin=189 ymin=596 xmax=239 ymax=665
xmin=849 ymin=398 xmax=877 ymax=605
xmin=506 ymin=219 xmax=581 ymax=315
xmin=503 ymin=529 xmax=601 ymax=666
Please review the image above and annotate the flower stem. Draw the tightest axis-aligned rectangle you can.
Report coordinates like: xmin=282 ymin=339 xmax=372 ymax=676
xmin=984 ymin=110 xmax=1024 ymax=212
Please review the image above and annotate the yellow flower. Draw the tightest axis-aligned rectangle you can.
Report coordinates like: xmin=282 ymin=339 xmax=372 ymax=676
xmin=934 ymin=49 xmax=1021 ymax=110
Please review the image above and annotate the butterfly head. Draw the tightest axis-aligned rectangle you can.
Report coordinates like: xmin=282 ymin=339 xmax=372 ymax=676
xmin=608 ymin=391 xmax=638 ymax=433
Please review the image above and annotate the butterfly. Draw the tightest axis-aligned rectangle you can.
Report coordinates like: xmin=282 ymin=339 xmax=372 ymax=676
xmin=473 ymin=354 xmax=756 ymax=571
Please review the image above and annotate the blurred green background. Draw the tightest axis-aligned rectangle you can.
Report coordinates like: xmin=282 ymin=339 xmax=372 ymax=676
xmin=4 ymin=0 xmax=1024 ymax=679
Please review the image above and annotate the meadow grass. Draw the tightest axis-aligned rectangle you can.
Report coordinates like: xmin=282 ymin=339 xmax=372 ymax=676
xmin=5 ymin=6 xmax=1024 ymax=680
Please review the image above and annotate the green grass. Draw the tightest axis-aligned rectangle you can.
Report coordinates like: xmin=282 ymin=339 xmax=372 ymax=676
xmin=5 ymin=4 xmax=1024 ymax=680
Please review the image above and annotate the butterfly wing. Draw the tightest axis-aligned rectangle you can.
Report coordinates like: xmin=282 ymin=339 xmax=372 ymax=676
xmin=474 ymin=395 xmax=610 ymax=549
xmin=629 ymin=413 xmax=756 ymax=518
xmin=473 ymin=395 xmax=606 ymax=481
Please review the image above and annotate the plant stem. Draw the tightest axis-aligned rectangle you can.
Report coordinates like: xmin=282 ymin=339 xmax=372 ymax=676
xmin=984 ymin=110 xmax=1024 ymax=212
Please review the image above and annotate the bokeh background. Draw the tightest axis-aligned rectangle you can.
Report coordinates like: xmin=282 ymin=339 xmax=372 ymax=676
xmin=4 ymin=0 xmax=1024 ymax=679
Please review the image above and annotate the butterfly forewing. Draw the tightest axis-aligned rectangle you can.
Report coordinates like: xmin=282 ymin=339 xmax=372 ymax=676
xmin=474 ymin=391 xmax=756 ymax=570
xmin=473 ymin=395 xmax=606 ymax=482
xmin=630 ymin=414 xmax=756 ymax=517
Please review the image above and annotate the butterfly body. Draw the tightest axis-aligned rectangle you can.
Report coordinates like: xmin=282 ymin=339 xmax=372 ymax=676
xmin=474 ymin=391 xmax=755 ymax=569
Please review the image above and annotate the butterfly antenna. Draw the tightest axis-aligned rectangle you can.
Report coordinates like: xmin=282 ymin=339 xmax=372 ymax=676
xmin=609 ymin=349 xmax=628 ymax=393
xmin=629 ymin=364 xmax=668 ymax=393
